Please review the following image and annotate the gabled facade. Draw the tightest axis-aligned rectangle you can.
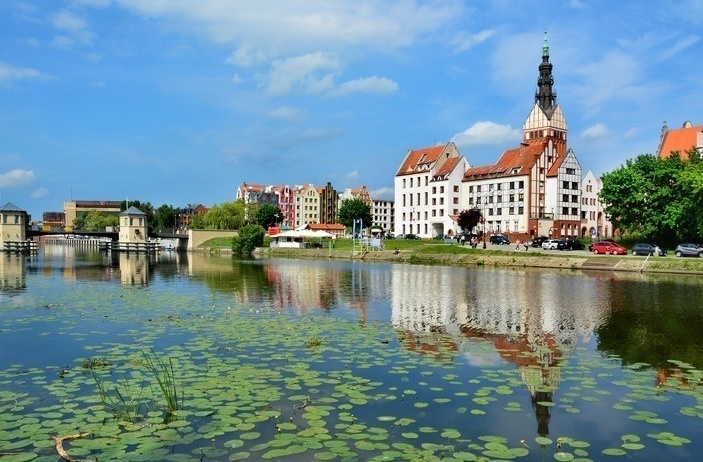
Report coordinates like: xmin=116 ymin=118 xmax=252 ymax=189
xmin=294 ymin=184 xmax=320 ymax=228
xmin=460 ymin=34 xmax=582 ymax=241
xmin=273 ymin=185 xmax=295 ymax=227
xmin=236 ymin=182 xmax=278 ymax=207
xmin=657 ymin=120 xmax=703 ymax=160
xmin=394 ymin=142 xmax=469 ymax=238
xmin=0 ymin=202 xmax=27 ymax=247
xmin=580 ymin=170 xmax=612 ymax=239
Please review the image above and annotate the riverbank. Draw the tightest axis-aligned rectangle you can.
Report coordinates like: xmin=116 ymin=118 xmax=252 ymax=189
xmin=198 ymin=243 xmax=703 ymax=275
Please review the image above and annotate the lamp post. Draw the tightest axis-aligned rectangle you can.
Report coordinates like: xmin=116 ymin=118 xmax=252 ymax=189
xmin=482 ymin=195 xmax=487 ymax=249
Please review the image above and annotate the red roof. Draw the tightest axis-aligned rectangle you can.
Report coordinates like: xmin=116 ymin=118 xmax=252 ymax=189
xmin=463 ymin=141 xmax=547 ymax=181
xmin=396 ymin=144 xmax=446 ymax=176
xmin=433 ymin=156 xmax=461 ymax=180
xmin=658 ymin=123 xmax=703 ymax=159
xmin=306 ymin=223 xmax=346 ymax=231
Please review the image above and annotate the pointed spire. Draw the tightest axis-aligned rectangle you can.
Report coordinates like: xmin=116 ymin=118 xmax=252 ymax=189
xmin=535 ymin=31 xmax=557 ymax=117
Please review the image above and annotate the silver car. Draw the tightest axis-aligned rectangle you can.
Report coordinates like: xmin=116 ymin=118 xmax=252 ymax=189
xmin=674 ymin=243 xmax=703 ymax=258
xmin=542 ymin=239 xmax=559 ymax=250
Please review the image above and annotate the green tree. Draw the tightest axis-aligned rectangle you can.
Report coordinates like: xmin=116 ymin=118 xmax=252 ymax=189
xmin=121 ymin=200 xmax=155 ymax=228
xmin=457 ymin=208 xmax=482 ymax=233
xmin=232 ymin=224 xmax=265 ymax=255
xmin=338 ymin=198 xmax=372 ymax=229
xmin=154 ymin=204 xmax=179 ymax=230
xmin=600 ymin=153 xmax=703 ymax=244
xmin=83 ymin=210 xmax=107 ymax=231
xmin=255 ymin=204 xmax=283 ymax=229
xmin=190 ymin=200 xmax=247 ymax=230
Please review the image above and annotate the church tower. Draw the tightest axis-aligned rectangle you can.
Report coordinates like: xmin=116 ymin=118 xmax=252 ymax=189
xmin=523 ymin=33 xmax=567 ymax=157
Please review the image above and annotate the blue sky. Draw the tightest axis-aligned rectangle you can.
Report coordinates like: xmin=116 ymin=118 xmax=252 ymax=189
xmin=2 ymin=0 xmax=702 ymax=220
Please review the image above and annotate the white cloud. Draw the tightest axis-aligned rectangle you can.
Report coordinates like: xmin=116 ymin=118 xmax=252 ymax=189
xmin=266 ymin=52 xmax=341 ymax=95
xmin=0 ymin=62 xmax=43 ymax=82
xmin=50 ymin=9 xmax=94 ymax=48
xmin=346 ymin=170 xmax=359 ymax=179
xmin=451 ymin=121 xmax=521 ymax=147
xmin=226 ymin=45 xmax=268 ymax=67
xmin=580 ymin=123 xmax=609 ymax=140
xmin=369 ymin=186 xmax=394 ymax=200
xmin=0 ymin=169 xmax=36 ymax=188
xmin=267 ymin=106 xmax=304 ymax=121
xmin=451 ymin=29 xmax=495 ymax=52
xmin=333 ymin=76 xmax=398 ymax=96
xmin=658 ymin=34 xmax=700 ymax=60
xmin=31 ymin=187 xmax=49 ymax=198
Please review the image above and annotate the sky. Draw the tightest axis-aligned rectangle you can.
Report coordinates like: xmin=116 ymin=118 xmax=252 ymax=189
xmin=2 ymin=0 xmax=703 ymax=220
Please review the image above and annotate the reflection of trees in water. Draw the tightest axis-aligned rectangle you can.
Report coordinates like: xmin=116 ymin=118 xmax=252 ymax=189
xmin=195 ymin=259 xmax=274 ymax=299
xmin=595 ymin=280 xmax=703 ymax=370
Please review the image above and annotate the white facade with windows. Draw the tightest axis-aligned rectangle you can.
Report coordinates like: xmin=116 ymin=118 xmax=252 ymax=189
xmin=580 ymin=170 xmax=612 ymax=239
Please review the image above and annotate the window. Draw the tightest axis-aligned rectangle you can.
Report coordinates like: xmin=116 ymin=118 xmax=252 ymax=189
xmin=432 ymin=198 xmax=436 ymax=205
xmin=432 ymin=186 xmax=436 ymax=194
xmin=509 ymin=194 xmax=515 ymax=202
xmin=497 ymin=195 xmax=502 ymax=203
xmin=469 ymin=185 xmax=474 ymax=193
xmin=469 ymin=198 xmax=474 ymax=205
xmin=489 ymin=208 xmax=494 ymax=216
xmin=432 ymin=210 xmax=436 ymax=217
xmin=402 ymin=194 xmax=406 ymax=207
xmin=519 ymin=181 xmax=524 ymax=188
xmin=477 ymin=185 xmax=482 ymax=193
xmin=572 ymin=195 xmax=578 ymax=203
xmin=562 ymin=194 xmax=569 ymax=202
xmin=509 ymin=181 xmax=514 ymax=189
xmin=518 ymin=206 xmax=524 ymax=214
xmin=572 ymin=208 xmax=578 ymax=216
xmin=453 ymin=185 xmax=459 ymax=192
xmin=497 ymin=183 xmax=502 ymax=190
xmin=453 ymin=197 xmax=459 ymax=204
xmin=563 ymin=181 xmax=569 ymax=189
xmin=440 ymin=186 xmax=445 ymax=193
xmin=410 ymin=178 xmax=413 ymax=187
xmin=519 ymin=193 xmax=524 ymax=201
xmin=14 ymin=215 xmax=19 ymax=224
xmin=566 ymin=168 xmax=576 ymax=174
xmin=425 ymin=192 xmax=428 ymax=205
xmin=425 ymin=176 xmax=429 ymax=186
xmin=496 ymin=208 xmax=502 ymax=215
xmin=509 ymin=207 xmax=514 ymax=214
xmin=562 ymin=207 xmax=568 ymax=215
xmin=403 ymin=179 xmax=406 ymax=188
xmin=572 ymin=181 xmax=579 ymax=190
xmin=440 ymin=198 xmax=444 ymax=205
xmin=424 ymin=211 xmax=428 ymax=220
xmin=489 ymin=196 xmax=493 ymax=204
xmin=439 ymin=209 xmax=444 ymax=216
xmin=453 ymin=209 xmax=458 ymax=215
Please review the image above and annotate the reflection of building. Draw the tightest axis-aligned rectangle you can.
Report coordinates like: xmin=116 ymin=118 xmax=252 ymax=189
xmin=119 ymin=253 xmax=149 ymax=285
xmin=390 ymin=264 xmax=612 ymax=436
xmin=0 ymin=254 xmax=26 ymax=290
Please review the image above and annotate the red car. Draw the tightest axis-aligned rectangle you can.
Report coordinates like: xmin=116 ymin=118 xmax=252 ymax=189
xmin=591 ymin=241 xmax=627 ymax=255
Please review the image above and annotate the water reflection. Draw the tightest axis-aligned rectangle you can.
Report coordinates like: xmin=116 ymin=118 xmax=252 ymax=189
xmin=0 ymin=253 xmax=26 ymax=291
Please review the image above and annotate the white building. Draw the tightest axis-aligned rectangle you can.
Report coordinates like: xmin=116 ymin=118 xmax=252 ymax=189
xmin=394 ymin=142 xmax=470 ymax=238
xmin=371 ymin=199 xmax=394 ymax=236
xmin=581 ymin=170 xmax=612 ymax=239
xmin=461 ymin=34 xmax=582 ymax=241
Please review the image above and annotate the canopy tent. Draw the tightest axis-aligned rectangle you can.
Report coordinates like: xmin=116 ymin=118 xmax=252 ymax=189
xmin=272 ymin=229 xmax=333 ymax=248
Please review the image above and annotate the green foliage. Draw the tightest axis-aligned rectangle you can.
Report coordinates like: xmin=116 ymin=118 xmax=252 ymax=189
xmin=338 ymin=198 xmax=372 ymax=228
xmin=191 ymin=200 xmax=247 ymax=230
xmin=255 ymin=204 xmax=283 ymax=229
xmin=232 ymin=224 xmax=265 ymax=255
xmin=122 ymin=200 xmax=155 ymax=227
xmin=154 ymin=204 xmax=179 ymax=230
xmin=600 ymin=153 xmax=703 ymax=245
xmin=457 ymin=208 xmax=482 ymax=233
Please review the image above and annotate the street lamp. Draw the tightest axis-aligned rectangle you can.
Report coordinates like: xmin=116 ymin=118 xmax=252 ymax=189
xmin=482 ymin=195 xmax=487 ymax=249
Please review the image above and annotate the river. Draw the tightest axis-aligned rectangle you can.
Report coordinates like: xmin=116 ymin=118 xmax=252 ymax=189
xmin=1 ymin=246 xmax=703 ymax=461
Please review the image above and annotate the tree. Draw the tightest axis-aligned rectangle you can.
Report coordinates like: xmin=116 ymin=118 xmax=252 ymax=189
xmin=600 ymin=153 xmax=703 ymax=245
xmin=189 ymin=200 xmax=247 ymax=230
xmin=232 ymin=224 xmax=265 ymax=255
xmin=338 ymin=198 xmax=372 ymax=229
xmin=255 ymin=204 xmax=283 ymax=229
xmin=457 ymin=208 xmax=482 ymax=233
xmin=121 ymin=200 xmax=155 ymax=228
xmin=154 ymin=204 xmax=179 ymax=230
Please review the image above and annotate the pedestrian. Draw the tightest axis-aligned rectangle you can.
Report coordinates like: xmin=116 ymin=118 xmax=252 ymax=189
xmin=524 ymin=241 xmax=529 ymax=252
xmin=460 ymin=235 xmax=465 ymax=246
xmin=515 ymin=239 xmax=521 ymax=251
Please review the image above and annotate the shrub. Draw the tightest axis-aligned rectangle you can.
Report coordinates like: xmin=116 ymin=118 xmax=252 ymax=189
xmin=232 ymin=224 xmax=265 ymax=255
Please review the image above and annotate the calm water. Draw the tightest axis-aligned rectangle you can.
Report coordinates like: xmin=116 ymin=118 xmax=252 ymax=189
xmin=1 ymin=245 xmax=703 ymax=461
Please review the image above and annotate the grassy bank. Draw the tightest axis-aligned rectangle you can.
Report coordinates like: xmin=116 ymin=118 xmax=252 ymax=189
xmin=199 ymin=237 xmax=703 ymax=275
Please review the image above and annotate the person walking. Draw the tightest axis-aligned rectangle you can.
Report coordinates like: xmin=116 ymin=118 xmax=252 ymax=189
xmin=515 ymin=239 xmax=521 ymax=251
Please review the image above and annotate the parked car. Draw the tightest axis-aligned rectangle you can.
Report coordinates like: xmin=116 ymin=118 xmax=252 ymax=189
xmin=588 ymin=238 xmax=615 ymax=252
xmin=631 ymin=243 xmax=666 ymax=256
xmin=404 ymin=233 xmax=421 ymax=240
xmin=489 ymin=234 xmax=510 ymax=245
xmin=674 ymin=243 xmax=703 ymax=258
xmin=557 ymin=237 xmax=585 ymax=251
xmin=542 ymin=239 xmax=560 ymax=250
xmin=530 ymin=236 xmax=550 ymax=247
xmin=591 ymin=241 xmax=627 ymax=255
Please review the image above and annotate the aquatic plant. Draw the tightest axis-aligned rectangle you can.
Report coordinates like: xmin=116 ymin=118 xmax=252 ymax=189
xmin=141 ymin=348 xmax=182 ymax=421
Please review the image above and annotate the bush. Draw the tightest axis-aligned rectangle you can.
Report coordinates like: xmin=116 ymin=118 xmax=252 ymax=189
xmin=232 ymin=224 xmax=265 ymax=255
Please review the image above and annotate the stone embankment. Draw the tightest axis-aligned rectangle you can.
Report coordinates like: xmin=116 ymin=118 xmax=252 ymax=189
xmin=255 ymin=246 xmax=703 ymax=276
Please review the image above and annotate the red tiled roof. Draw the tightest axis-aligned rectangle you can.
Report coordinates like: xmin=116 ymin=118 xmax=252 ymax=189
xmin=433 ymin=156 xmax=461 ymax=180
xmin=463 ymin=141 xmax=546 ymax=181
xmin=241 ymin=183 xmax=266 ymax=192
xmin=396 ymin=144 xmax=446 ymax=176
xmin=659 ymin=123 xmax=703 ymax=159
xmin=307 ymin=223 xmax=346 ymax=231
